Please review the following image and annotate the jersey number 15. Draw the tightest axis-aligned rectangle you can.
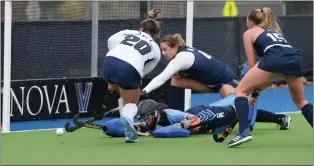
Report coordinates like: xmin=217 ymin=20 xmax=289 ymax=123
xmin=266 ymin=32 xmax=287 ymax=43
xmin=120 ymin=35 xmax=152 ymax=55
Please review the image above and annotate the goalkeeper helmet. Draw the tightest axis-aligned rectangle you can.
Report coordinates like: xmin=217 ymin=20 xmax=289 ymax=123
xmin=136 ymin=99 xmax=166 ymax=132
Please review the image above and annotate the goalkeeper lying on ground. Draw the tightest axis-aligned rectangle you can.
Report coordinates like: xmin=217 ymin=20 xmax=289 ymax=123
xmin=133 ymin=99 xmax=291 ymax=135
xmin=77 ymin=96 xmax=291 ymax=139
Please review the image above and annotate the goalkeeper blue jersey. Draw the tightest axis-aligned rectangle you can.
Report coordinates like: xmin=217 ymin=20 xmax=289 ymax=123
xmin=163 ymin=109 xmax=192 ymax=125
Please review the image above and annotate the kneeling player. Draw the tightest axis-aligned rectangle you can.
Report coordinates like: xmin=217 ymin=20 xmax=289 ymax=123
xmin=134 ymin=99 xmax=291 ymax=134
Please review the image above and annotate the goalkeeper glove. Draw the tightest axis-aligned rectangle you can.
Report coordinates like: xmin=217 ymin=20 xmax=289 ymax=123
xmin=174 ymin=116 xmax=201 ymax=130
xmin=251 ymin=89 xmax=261 ymax=98
xmin=140 ymin=90 xmax=147 ymax=97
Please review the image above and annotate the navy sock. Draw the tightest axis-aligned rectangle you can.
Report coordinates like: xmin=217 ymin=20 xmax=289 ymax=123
xmin=167 ymin=85 xmax=185 ymax=111
xmin=301 ymin=103 xmax=313 ymax=127
xmin=256 ymin=109 xmax=285 ymax=124
xmin=234 ymin=97 xmax=249 ymax=133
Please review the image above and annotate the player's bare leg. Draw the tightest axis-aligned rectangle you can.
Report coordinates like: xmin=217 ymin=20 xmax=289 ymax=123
xmin=171 ymin=77 xmax=236 ymax=98
xmin=229 ymin=64 xmax=274 ymax=147
xmin=171 ymin=77 xmax=214 ymax=93
xmin=285 ymin=76 xmax=313 ymax=127
xmin=219 ymin=84 xmax=235 ymax=98
xmin=119 ymin=87 xmax=140 ymax=143
xmin=108 ymin=83 xmax=124 ymax=115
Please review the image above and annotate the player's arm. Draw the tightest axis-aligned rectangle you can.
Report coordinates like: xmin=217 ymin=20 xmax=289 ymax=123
xmin=143 ymin=43 xmax=161 ymax=77
xmin=167 ymin=109 xmax=201 ymax=130
xmin=143 ymin=52 xmax=194 ymax=94
xmin=243 ymin=31 xmax=256 ymax=69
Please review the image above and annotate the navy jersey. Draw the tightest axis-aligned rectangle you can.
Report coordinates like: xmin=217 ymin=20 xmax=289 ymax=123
xmin=254 ymin=29 xmax=299 ymax=57
xmin=185 ymin=105 xmax=236 ymax=133
xmin=179 ymin=47 xmax=237 ymax=86
xmin=153 ymin=106 xmax=235 ymax=134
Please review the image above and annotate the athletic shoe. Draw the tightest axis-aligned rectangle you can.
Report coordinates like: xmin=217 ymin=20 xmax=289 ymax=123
xmin=120 ymin=117 xmax=138 ymax=143
xmin=279 ymin=115 xmax=292 ymax=130
xmin=227 ymin=128 xmax=253 ymax=147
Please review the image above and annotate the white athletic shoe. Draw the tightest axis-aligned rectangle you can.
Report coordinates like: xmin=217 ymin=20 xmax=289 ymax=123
xmin=227 ymin=128 xmax=253 ymax=147
xmin=120 ymin=117 xmax=139 ymax=143
xmin=278 ymin=116 xmax=292 ymax=130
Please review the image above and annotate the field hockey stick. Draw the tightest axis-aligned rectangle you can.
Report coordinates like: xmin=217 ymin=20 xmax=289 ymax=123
xmin=64 ymin=107 xmax=119 ymax=132
xmin=74 ymin=120 xmax=106 ymax=130
xmin=213 ymin=118 xmax=238 ymax=143
xmin=212 ymin=88 xmax=261 ymax=143
xmin=72 ymin=110 xmax=113 ymax=128
xmin=64 ymin=113 xmax=102 ymax=132
xmin=74 ymin=117 xmax=150 ymax=136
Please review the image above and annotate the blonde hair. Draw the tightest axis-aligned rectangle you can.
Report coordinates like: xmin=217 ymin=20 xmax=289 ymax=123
xmin=248 ymin=7 xmax=282 ymax=34
xmin=160 ymin=33 xmax=186 ymax=49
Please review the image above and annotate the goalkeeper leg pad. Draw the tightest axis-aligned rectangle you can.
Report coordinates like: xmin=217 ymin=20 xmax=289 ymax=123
xmin=104 ymin=118 xmax=125 ymax=137
xmin=248 ymin=103 xmax=257 ymax=131
xmin=153 ymin=125 xmax=191 ymax=138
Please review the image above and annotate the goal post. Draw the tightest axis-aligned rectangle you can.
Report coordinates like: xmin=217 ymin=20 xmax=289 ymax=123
xmin=2 ymin=0 xmax=13 ymax=133
xmin=184 ymin=1 xmax=193 ymax=111
xmin=1 ymin=1 xmax=193 ymax=132
xmin=91 ymin=1 xmax=99 ymax=77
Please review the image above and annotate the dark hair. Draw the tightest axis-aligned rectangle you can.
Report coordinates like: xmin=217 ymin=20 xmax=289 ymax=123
xmin=140 ymin=19 xmax=161 ymax=38
xmin=247 ymin=7 xmax=282 ymax=34
xmin=160 ymin=34 xmax=186 ymax=49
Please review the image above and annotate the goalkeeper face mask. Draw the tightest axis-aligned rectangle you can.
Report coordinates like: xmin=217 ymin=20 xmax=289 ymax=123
xmin=145 ymin=110 xmax=159 ymax=132
xmin=137 ymin=110 xmax=159 ymax=134
xmin=136 ymin=100 xmax=168 ymax=133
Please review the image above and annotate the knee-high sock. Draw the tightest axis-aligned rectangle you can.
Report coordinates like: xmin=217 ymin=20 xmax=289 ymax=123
xmin=256 ymin=109 xmax=285 ymax=124
xmin=121 ymin=103 xmax=138 ymax=123
xmin=301 ymin=103 xmax=313 ymax=127
xmin=234 ymin=97 xmax=249 ymax=133
xmin=118 ymin=98 xmax=123 ymax=116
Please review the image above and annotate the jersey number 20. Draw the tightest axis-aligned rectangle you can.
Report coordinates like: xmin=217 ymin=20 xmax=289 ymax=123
xmin=120 ymin=35 xmax=152 ymax=55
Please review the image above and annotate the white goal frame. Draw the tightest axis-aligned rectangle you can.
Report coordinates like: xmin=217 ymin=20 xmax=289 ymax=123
xmin=1 ymin=1 xmax=194 ymax=132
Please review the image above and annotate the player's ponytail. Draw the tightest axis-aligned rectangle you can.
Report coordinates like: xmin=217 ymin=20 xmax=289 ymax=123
xmin=248 ymin=7 xmax=282 ymax=34
xmin=173 ymin=34 xmax=186 ymax=48
xmin=140 ymin=19 xmax=161 ymax=38
xmin=140 ymin=8 xmax=161 ymax=38
xmin=160 ymin=34 xmax=187 ymax=51
xmin=261 ymin=7 xmax=282 ymax=34
xmin=160 ymin=34 xmax=186 ymax=52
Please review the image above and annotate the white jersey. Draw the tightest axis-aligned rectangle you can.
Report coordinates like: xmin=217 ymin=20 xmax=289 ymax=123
xmin=106 ymin=29 xmax=161 ymax=78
